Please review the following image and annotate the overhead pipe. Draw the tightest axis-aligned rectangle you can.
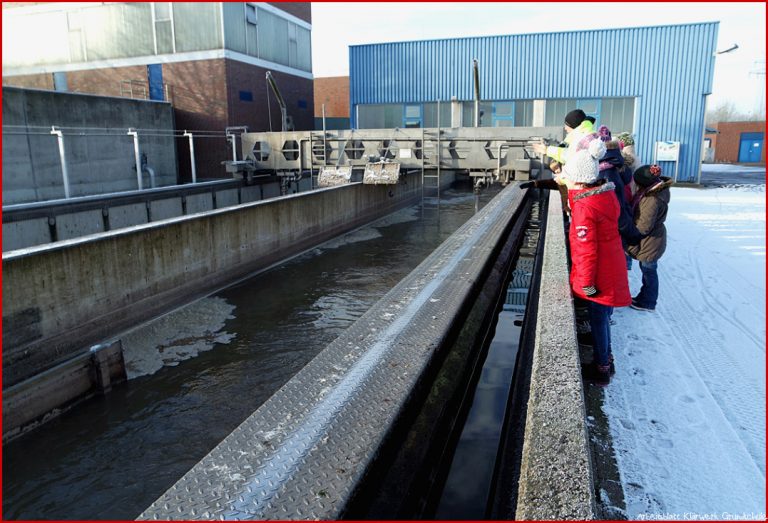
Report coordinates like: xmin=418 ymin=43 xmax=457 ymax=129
xmin=183 ymin=130 xmax=197 ymax=183
xmin=473 ymin=59 xmax=481 ymax=128
xmin=50 ymin=126 xmax=71 ymax=199
xmin=127 ymin=128 xmax=143 ymax=190
xmin=266 ymin=71 xmax=289 ymax=132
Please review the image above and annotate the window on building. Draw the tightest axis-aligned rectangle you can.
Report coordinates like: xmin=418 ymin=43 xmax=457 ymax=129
xmin=461 ymin=100 xmax=533 ymax=127
xmin=492 ymin=101 xmax=514 ymax=127
xmin=422 ymin=102 xmax=452 ymax=127
xmin=245 ymin=4 xmax=258 ymax=25
xmin=545 ymin=97 xmax=634 ymax=132
xmin=600 ymin=97 xmax=635 ymax=134
xmin=67 ymin=11 xmax=86 ymax=62
xmin=173 ymin=3 xmax=222 ymax=53
xmin=404 ymin=104 xmax=422 ymax=128
xmin=82 ymin=3 xmax=154 ymax=60
xmin=515 ymin=100 xmax=534 ymax=127
xmin=153 ymin=3 xmax=174 ymax=54
xmin=545 ymin=99 xmax=579 ymax=127
xmin=357 ymin=104 xmax=403 ymax=129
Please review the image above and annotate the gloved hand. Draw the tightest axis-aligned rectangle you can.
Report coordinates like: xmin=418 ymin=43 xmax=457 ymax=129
xmin=582 ymin=285 xmax=599 ymax=297
xmin=519 ymin=181 xmax=536 ymax=189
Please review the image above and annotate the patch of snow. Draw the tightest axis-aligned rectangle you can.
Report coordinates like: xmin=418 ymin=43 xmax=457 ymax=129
xmin=121 ymin=297 xmax=236 ymax=379
xmin=371 ymin=206 xmax=420 ymax=228
xmin=605 ymin=185 xmax=766 ymax=517
xmin=319 ymin=228 xmax=383 ymax=250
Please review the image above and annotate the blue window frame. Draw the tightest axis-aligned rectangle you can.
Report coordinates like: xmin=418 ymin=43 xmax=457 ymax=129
xmin=492 ymin=101 xmax=515 ymax=127
xmin=404 ymin=104 xmax=422 ymax=128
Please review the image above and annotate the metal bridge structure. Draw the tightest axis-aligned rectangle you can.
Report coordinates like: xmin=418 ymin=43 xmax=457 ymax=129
xmin=225 ymin=126 xmax=562 ymax=189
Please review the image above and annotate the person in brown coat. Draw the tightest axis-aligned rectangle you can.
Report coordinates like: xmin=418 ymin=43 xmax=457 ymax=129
xmin=624 ymin=164 xmax=673 ymax=311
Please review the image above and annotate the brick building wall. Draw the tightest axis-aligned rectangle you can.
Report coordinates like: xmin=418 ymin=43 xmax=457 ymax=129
xmin=268 ymin=2 xmax=311 ymax=22
xmin=226 ymin=60 xmax=314 ymax=134
xmin=314 ymin=76 xmax=349 ymax=118
xmin=711 ymin=121 xmax=766 ymax=164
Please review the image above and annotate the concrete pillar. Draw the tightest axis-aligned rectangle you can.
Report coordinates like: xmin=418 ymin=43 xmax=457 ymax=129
xmin=451 ymin=96 xmax=462 ymax=128
xmin=90 ymin=340 xmax=126 ymax=394
xmin=533 ymin=100 xmax=546 ymax=127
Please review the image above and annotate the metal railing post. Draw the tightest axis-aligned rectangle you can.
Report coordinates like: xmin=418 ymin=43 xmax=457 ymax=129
xmin=227 ymin=132 xmax=238 ymax=162
xmin=183 ymin=130 xmax=197 ymax=183
xmin=50 ymin=126 xmax=71 ymax=199
xmin=127 ymin=128 xmax=143 ymax=190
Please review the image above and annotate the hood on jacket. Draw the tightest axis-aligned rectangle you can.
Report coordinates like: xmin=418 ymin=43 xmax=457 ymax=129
xmin=571 ymin=181 xmax=620 ymax=221
xmin=646 ymin=176 xmax=673 ymax=202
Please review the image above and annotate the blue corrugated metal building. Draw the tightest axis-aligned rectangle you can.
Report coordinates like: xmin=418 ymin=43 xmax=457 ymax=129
xmin=349 ymin=22 xmax=718 ymax=182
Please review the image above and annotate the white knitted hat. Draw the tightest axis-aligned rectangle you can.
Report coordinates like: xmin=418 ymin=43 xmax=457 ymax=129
xmin=562 ymin=139 xmax=606 ymax=185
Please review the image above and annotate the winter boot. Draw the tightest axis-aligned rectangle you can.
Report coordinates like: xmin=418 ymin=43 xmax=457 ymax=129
xmin=582 ymin=362 xmax=611 ymax=386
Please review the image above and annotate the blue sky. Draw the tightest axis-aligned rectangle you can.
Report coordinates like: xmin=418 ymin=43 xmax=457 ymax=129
xmin=311 ymin=2 xmax=766 ymax=115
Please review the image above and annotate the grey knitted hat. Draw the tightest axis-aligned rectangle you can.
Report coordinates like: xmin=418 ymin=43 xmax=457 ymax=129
xmin=561 ymin=140 xmax=606 ymax=185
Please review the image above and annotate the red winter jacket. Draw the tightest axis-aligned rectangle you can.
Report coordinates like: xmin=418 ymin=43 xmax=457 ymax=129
xmin=568 ymin=183 xmax=632 ymax=307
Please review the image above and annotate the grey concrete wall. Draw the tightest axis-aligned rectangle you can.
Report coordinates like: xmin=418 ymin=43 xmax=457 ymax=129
xmin=3 ymin=179 xmax=325 ymax=252
xmin=3 ymin=174 xmax=422 ymax=387
xmin=515 ymin=190 xmax=596 ymax=519
xmin=2 ymin=87 xmax=178 ymax=204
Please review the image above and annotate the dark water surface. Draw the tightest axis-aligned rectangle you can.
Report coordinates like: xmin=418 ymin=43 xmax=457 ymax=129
xmin=3 ymin=184 xmax=501 ymax=520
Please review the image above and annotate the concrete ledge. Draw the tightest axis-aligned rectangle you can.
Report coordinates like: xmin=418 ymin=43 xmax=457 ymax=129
xmin=138 ymin=184 xmax=526 ymax=520
xmin=2 ymin=174 xmax=423 ymax=387
xmin=2 ymin=340 xmax=126 ymax=442
xmin=515 ymin=191 xmax=596 ymax=520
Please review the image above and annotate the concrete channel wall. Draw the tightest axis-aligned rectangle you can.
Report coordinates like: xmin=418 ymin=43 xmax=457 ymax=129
xmin=2 ymin=87 xmax=178 ymax=204
xmin=515 ymin=190 xmax=596 ymax=519
xmin=2 ymin=172 xmax=427 ymax=392
xmin=2 ymin=177 xmax=312 ymax=252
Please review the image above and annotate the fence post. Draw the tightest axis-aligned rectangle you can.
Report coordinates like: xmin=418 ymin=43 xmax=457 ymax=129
xmin=183 ymin=130 xmax=197 ymax=183
xmin=50 ymin=126 xmax=71 ymax=199
xmin=127 ymin=128 xmax=143 ymax=190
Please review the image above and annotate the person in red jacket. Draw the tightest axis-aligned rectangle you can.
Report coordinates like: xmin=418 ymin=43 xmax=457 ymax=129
xmin=559 ymin=139 xmax=632 ymax=385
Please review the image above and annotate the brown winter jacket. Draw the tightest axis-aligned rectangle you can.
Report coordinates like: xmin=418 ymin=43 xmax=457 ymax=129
xmin=625 ymin=177 xmax=673 ymax=263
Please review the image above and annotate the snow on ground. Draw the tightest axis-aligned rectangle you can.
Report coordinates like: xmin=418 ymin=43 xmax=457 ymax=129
xmin=701 ymin=164 xmax=766 ymax=173
xmin=604 ymin=185 xmax=766 ymax=520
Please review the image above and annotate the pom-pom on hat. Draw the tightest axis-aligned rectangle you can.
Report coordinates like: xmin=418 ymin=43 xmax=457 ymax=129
xmin=634 ymin=164 xmax=663 ymax=187
xmin=561 ymin=139 xmax=607 ymax=185
xmin=598 ymin=125 xmax=612 ymax=142
xmin=564 ymin=109 xmax=587 ymax=128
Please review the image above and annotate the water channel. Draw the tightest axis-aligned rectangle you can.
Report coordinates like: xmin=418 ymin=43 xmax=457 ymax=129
xmin=3 ymin=182 xmax=502 ymax=520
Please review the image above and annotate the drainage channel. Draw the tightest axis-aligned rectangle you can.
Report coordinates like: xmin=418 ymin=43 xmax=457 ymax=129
xmin=432 ymin=198 xmax=542 ymax=519
xmin=344 ymin=194 xmax=544 ymax=519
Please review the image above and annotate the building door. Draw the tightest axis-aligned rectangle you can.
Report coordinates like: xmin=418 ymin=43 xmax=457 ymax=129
xmin=147 ymin=64 xmax=164 ymax=101
xmin=738 ymin=132 xmax=763 ymax=163
xmin=404 ymin=104 xmax=422 ymax=128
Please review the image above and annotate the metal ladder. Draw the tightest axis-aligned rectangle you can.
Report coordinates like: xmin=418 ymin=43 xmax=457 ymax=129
xmin=420 ymin=100 xmax=442 ymax=208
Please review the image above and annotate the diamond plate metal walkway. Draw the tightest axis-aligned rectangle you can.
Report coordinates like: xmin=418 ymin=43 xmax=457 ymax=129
xmin=138 ymin=184 xmax=527 ymax=520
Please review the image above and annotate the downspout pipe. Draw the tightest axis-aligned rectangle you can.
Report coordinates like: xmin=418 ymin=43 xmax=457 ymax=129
xmin=473 ymin=59 xmax=481 ymax=128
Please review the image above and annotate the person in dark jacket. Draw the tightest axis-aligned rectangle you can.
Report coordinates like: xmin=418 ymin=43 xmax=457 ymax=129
xmin=560 ymin=139 xmax=632 ymax=385
xmin=596 ymin=126 xmax=643 ymax=246
xmin=624 ymin=164 xmax=673 ymax=311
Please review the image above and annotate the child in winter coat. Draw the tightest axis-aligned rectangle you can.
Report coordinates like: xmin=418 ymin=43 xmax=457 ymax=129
xmin=559 ymin=139 xmax=632 ymax=385
xmin=625 ymin=164 xmax=673 ymax=311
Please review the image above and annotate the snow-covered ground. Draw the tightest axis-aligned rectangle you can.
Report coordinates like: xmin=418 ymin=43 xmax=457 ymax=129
xmin=701 ymin=164 xmax=766 ymax=173
xmin=604 ymin=184 xmax=766 ymax=520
